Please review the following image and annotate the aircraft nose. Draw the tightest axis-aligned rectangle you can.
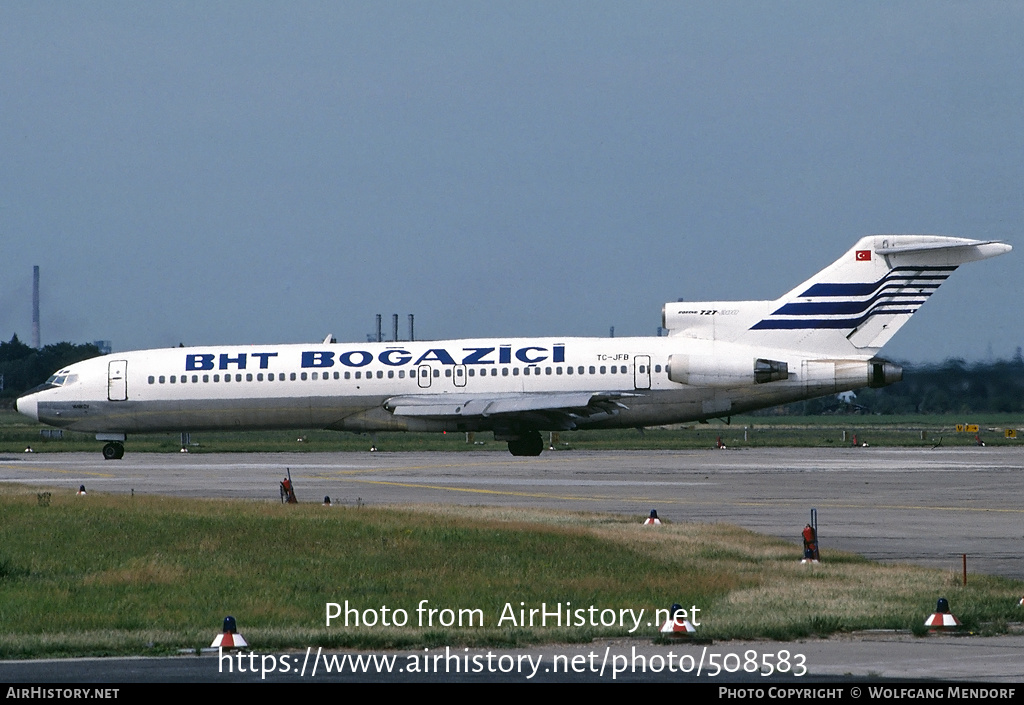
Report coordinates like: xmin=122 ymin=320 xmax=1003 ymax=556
xmin=15 ymin=394 xmax=38 ymax=422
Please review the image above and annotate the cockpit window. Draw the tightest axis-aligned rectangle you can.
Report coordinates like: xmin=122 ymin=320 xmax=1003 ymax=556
xmin=44 ymin=371 xmax=77 ymax=387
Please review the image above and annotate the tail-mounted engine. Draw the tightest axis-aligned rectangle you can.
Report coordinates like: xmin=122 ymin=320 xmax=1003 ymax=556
xmin=668 ymin=354 xmax=789 ymax=387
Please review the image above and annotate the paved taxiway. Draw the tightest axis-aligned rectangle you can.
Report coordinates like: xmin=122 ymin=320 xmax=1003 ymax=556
xmin=1 ymin=446 xmax=1021 ymax=579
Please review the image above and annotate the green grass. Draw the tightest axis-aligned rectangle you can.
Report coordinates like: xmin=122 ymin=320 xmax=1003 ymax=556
xmin=0 ymin=488 xmax=1021 ymax=658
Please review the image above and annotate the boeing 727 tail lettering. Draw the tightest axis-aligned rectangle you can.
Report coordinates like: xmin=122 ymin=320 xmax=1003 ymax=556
xmin=16 ymin=235 xmax=1011 ymax=458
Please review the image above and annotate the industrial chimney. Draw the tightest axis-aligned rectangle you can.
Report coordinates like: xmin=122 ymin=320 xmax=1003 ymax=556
xmin=32 ymin=266 xmax=40 ymax=349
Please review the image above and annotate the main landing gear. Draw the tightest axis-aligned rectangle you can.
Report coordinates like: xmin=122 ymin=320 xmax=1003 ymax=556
xmin=506 ymin=430 xmax=544 ymax=457
xmin=102 ymin=442 xmax=125 ymax=460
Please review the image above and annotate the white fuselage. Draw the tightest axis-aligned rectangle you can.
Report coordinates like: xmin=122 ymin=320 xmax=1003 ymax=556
xmin=19 ymin=235 xmax=1006 ymax=457
xmin=17 ymin=335 xmax=884 ymax=437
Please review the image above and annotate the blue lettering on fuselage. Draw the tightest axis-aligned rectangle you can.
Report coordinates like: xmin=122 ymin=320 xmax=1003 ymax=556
xmin=379 ymin=349 xmax=413 ymax=366
xmin=339 ymin=351 xmax=372 ymax=367
xmin=251 ymin=352 xmax=278 ymax=369
xmin=187 ymin=345 xmax=569 ymax=371
xmin=302 ymin=351 xmax=334 ymax=368
xmin=515 ymin=347 xmax=547 ymax=364
xmin=461 ymin=347 xmax=495 ymax=365
xmin=220 ymin=353 xmax=246 ymax=370
xmin=186 ymin=354 xmax=214 ymax=371
xmin=414 ymin=349 xmax=457 ymax=366
xmin=187 ymin=352 xmax=277 ymax=371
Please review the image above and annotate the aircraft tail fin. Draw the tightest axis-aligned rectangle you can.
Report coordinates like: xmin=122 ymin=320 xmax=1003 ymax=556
xmin=663 ymin=235 xmax=1010 ymax=356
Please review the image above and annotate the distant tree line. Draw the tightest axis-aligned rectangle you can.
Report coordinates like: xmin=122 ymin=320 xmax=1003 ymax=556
xmin=0 ymin=335 xmax=101 ymax=400
xmin=762 ymin=355 xmax=1024 ymax=416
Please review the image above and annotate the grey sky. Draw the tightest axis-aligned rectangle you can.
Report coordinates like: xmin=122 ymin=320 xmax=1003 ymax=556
xmin=2 ymin=2 xmax=1020 ymax=362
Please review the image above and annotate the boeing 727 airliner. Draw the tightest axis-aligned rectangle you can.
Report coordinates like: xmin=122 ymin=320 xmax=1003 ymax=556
xmin=17 ymin=235 xmax=1010 ymax=458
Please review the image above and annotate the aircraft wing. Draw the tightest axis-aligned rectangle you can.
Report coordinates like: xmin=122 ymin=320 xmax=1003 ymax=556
xmin=383 ymin=391 xmax=633 ymax=429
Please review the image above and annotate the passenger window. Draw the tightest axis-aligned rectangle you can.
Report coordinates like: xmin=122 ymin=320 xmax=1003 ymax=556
xmin=148 ymin=376 xmax=155 ymax=384
xmin=433 ymin=370 xmax=440 ymax=378
xmin=192 ymin=375 xmax=199 ymax=383
xmin=159 ymin=376 xmax=165 ymax=384
xmin=600 ymin=366 xmax=606 ymax=374
xmin=203 ymin=375 xmax=210 ymax=383
xmin=290 ymin=373 xmax=296 ymax=381
xmin=502 ymin=368 xmax=509 ymax=376
xmin=355 ymin=371 xmax=361 ymax=379
xmin=312 ymin=372 xmax=318 ymax=380
xmin=589 ymin=366 xmax=596 ymax=374
xmin=345 ymin=371 xmax=351 ymax=379
xmin=566 ymin=367 xmax=573 ymax=375
xmin=170 ymin=376 xmax=176 ymax=383
xmin=513 ymin=368 xmax=519 ymax=376
xmin=257 ymin=373 xmax=263 ymax=381
xmin=445 ymin=369 xmax=452 ymax=378
xmin=377 ymin=370 xmax=383 ymax=379
xmin=236 ymin=374 xmax=242 ymax=382
xmin=388 ymin=370 xmax=394 ymax=378
xmin=214 ymin=375 xmax=220 ymax=382
xmin=578 ymin=366 xmax=584 ymax=374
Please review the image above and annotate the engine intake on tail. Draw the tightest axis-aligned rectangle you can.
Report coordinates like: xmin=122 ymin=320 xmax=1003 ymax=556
xmin=668 ymin=355 xmax=789 ymax=387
